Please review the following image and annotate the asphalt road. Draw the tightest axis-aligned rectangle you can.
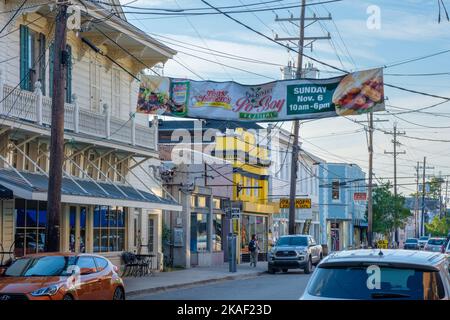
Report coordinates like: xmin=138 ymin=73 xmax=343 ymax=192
xmin=130 ymin=270 xmax=312 ymax=300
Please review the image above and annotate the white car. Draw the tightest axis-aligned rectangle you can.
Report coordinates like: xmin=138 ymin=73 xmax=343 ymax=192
xmin=301 ymin=249 xmax=450 ymax=300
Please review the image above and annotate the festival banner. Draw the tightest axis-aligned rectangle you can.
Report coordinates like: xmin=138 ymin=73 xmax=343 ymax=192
xmin=137 ymin=68 xmax=385 ymax=122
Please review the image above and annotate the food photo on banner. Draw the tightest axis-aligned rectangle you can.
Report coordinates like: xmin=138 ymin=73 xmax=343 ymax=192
xmin=136 ymin=68 xmax=385 ymax=121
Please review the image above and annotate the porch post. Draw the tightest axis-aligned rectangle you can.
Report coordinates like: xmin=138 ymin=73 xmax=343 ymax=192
xmin=131 ymin=112 xmax=136 ymax=146
xmin=34 ymin=81 xmax=43 ymax=125
xmin=104 ymin=103 xmax=110 ymax=139
xmin=73 ymin=94 xmax=79 ymax=133
xmin=0 ymin=69 xmax=3 ymax=114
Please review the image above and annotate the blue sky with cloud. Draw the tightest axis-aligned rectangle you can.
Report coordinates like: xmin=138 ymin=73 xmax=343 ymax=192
xmin=121 ymin=0 xmax=450 ymax=195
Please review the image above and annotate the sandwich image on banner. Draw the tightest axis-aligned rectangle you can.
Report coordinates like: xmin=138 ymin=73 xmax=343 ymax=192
xmin=136 ymin=68 xmax=385 ymax=122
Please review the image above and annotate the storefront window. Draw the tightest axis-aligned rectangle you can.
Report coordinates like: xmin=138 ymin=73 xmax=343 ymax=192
xmin=14 ymin=199 xmax=46 ymax=256
xmin=213 ymin=198 xmax=221 ymax=209
xmin=213 ymin=214 xmax=222 ymax=251
xmin=190 ymin=213 xmax=208 ymax=252
xmin=93 ymin=206 xmax=126 ymax=253
xmin=240 ymin=214 xmax=267 ymax=254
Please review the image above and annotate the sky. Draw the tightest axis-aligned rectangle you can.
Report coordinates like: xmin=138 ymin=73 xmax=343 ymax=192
xmin=119 ymin=0 xmax=450 ymax=197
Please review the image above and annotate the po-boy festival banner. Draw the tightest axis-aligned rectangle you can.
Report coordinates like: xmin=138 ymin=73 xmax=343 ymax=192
xmin=137 ymin=68 xmax=385 ymax=122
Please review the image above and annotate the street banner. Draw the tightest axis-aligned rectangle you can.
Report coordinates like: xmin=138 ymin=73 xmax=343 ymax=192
xmin=137 ymin=68 xmax=385 ymax=122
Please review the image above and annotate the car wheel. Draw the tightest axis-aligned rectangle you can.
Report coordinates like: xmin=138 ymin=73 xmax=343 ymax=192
xmin=113 ymin=287 xmax=125 ymax=300
xmin=282 ymin=269 xmax=288 ymax=273
xmin=63 ymin=294 xmax=73 ymax=301
xmin=304 ymin=257 xmax=312 ymax=274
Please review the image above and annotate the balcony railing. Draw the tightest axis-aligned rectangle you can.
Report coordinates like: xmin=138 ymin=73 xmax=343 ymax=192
xmin=0 ymin=79 xmax=157 ymax=152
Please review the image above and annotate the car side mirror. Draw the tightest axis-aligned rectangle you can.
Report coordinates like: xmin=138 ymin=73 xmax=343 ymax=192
xmin=80 ymin=267 xmax=96 ymax=275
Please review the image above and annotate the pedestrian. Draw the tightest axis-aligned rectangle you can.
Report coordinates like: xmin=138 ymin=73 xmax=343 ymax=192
xmin=248 ymin=234 xmax=260 ymax=267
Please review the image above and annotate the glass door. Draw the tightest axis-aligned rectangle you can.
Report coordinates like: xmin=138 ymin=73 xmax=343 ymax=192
xmin=69 ymin=206 xmax=87 ymax=253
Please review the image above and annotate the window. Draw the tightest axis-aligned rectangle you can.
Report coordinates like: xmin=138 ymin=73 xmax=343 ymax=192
xmin=212 ymin=198 xmax=221 ymax=209
xmin=14 ymin=199 xmax=46 ymax=257
xmin=191 ymin=195 xmax=197 ymax=208
xmin=332 ymin=180 xmax=340 ymax=200
xmin=246 ymin=178 xmax=251 ymax=196
xmin=94 ymin=257 xmax=109 ymax=272
xmin=20 ymin=25 xmax=46 ymax=93
xmin=77 ymin=256 xmax=97 ymax=273
xmin=93 ymin=206 xmax=126 ymax=253
xmin=111 ymin=68 xmax=121 ymax=117
xmin=190 ymin=213 xmax=208 ymax=252
xmin=49 ymin=43 xmax=72 ymax=103
xmin=254 ymin=180 xmax=259 ymax=199
xmin=148 ymin=217 xmax=154 ymax=253
xmin=197 ymin=196 xmax=207 ymax=208
xmin=213 ymin=214 xmax=222 ymax=251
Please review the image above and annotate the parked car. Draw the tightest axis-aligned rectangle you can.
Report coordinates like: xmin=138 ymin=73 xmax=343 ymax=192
xmin=403 ymin=238 xmax=420 ymax=250
xmin=424 ymin=238 xmax=446 ymax=253
xmin=445 ymin=241 xmax=450 ymax=256
xmin=301 ymin=249 xmax=450 ymax=300
xmin=418 ymin=236 xmax=429 ymax=249
xmin=0 ymin=253 xmax=125 ymax=300
xmin=268 ymin=235 xmax=322 ymax=274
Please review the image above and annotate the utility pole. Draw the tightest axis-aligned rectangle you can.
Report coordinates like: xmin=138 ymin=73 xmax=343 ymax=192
xmin=275 ymin=0 xmax=331 ymax=235
xmin=384 ymin=122 xmax=406 ymax=246
xmin=46 ymin=0 xmax=68 ymax=252
xmin=415 ymin=162 xmax=420 ymax=238
xmin=446 ymin=178 xmax=449 ymax=213
xmin=356 ymin=116 xmax=388 ymax=247
xmin=419 ymin=157 xmax=434 ymax=236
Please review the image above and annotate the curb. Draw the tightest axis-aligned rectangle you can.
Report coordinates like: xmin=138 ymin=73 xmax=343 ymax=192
xmin=126 ymin=271 xmax=267 ymax=298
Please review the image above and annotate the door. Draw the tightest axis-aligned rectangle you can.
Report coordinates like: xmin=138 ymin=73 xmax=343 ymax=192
xmin=94 ymin=256 xmax=113 ymax=299
xmin=76 ymin=256 xmax=101 ymax=300
xmin=69 ymin=206 xmax=87 ymax=253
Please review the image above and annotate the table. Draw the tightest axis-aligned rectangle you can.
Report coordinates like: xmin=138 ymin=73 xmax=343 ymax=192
xmin=135 ymin=254 xmax=155 ymax=276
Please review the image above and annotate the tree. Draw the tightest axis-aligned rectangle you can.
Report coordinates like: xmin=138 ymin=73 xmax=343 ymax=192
xmin=425 ymin=216 xmax=450 ymax=237
xmin=371 ymin=183 xmax=412 ymax=238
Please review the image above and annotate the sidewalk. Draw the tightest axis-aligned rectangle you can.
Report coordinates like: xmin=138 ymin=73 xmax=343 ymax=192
xmin=124 ymin=262 xmax=267 ymax=297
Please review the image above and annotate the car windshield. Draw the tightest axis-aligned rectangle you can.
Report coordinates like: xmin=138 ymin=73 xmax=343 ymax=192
xmin=4 ymin=256 xmax=77 ymax=277
xmin=405 ymin=239 xmax=418 ymax=243
xmin=276 ymin=236 xmax=308 ymax=246
xmin=419 ymin=237 xmax=429 ymax=241
xmin=428 ymin=239 xmax=444 ymax=245
xmin=307 ymin=266 xmax=445 ymax=300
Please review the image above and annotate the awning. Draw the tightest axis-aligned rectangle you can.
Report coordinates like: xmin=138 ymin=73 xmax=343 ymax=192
xmin=0 ymin=169 xmax=181 ymax=211
xmin=0 ymin=184 xmax=13 ymax=200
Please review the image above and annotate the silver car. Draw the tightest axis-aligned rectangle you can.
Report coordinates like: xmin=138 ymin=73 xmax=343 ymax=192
xmin=424 ymin=238 xmax=446 ymax=253
xmin=301 ymin=249 xmax=450 ymax=300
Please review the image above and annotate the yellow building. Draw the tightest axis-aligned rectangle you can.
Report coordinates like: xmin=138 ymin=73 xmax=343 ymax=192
xmin=215 ymin=128 xmax=279 ymax=262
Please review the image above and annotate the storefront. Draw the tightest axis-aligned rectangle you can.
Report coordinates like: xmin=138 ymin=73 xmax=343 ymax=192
xmin=0 ymin=170 xmax=180 ymax=266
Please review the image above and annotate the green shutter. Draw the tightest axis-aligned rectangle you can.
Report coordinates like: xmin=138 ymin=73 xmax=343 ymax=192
xmin=65 ymin=45 xmax=72 ymax=103
xmin=49 ymin=42 xmax=54 ymax=97
xmin=19 ymin=25 xmax=30 ymax=90
xmin=39 ymin=33 xmax=46 ymax=95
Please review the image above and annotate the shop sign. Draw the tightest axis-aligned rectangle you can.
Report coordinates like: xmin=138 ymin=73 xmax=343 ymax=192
xmin=353 ymin=192 xmax=367 ymax=201
xmin=279 ymin=198 xmax=312 ymax=209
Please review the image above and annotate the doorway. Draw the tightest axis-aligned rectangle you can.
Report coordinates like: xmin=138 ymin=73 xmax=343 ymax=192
xmin=69 ymin=206 xmax=87 ymax=253
xmin=330 ymin=222 xmax=340 ymax=252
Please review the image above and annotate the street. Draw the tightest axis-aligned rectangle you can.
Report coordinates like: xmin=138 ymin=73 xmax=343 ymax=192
xmin=130 ymin=271 xmax=312 ymax=300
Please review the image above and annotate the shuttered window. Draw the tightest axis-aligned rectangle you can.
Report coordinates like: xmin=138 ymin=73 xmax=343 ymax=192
xmin=20 ymin=25 xmax=46 ymax=92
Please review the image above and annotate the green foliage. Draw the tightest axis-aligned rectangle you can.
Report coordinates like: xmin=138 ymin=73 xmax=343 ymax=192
xmin=162 ymin=224 xmax=171 ymax=245
xmin=372 ymin=183 xmax=412 ymax=236
xmin=425 ymin=216 xmax=450 ymax=237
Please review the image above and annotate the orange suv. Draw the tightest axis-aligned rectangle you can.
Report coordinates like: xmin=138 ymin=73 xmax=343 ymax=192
xmin=0 ymin=253 xmax=125 ymax=300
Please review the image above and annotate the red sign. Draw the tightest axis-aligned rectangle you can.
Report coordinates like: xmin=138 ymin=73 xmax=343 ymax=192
xmin=353 ymin=192 xmax=367 ymax=201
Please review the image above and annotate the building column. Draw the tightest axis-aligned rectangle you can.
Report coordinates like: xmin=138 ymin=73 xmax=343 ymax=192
xmin=86 ymin=205 xmax=94 ymax=253
xmin=60 ymin=204 xmax=70 ymax=252
xmin=207 ymin=195 xmax=213 ymax=254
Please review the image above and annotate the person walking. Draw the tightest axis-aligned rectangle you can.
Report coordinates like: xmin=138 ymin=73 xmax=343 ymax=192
xmin=249 ymin=234 xmax=260 ymax=267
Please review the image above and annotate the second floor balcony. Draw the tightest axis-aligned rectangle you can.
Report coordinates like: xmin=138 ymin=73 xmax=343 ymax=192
xmin=0 ymin=77 xmax=157 ymax=155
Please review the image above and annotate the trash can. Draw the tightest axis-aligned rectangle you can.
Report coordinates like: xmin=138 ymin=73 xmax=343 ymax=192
xmin=321 ymin=244 xmax=329 ymax=256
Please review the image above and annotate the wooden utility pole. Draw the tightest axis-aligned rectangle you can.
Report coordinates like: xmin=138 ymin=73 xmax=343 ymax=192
xmin=384 ymin=123 xmax=406 ymax=245
xmin=415 ymin=162 xmax=420 ymax=238
xmin=419 ymin=157 xmax=434 ymax=236
xmin=367 ymin=113 xmax=374 ymax=247
xmin=275 ymin=0 xmax=331 ymax=235
xmin=46 ymin=0 xmax=68 ymax=252
xmin=356 ymin=117 xmax=387 ymax=247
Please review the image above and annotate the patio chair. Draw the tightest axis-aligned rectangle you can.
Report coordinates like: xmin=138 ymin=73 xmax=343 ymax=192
xmin=121 ymin=252 xmax=140 ymax=277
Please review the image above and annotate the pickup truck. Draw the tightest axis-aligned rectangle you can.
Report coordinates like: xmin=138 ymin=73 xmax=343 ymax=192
xmin=268 ymin=235 xmax=323 ymax=274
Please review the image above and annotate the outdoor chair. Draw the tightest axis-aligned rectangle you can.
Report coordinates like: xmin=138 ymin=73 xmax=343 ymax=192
xmin=121 ymin=252 xmax=140 ymax=277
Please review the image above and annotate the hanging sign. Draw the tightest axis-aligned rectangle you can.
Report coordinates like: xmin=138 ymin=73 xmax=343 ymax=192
xmin=137 ymin=68 xmax=385 ymax=122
